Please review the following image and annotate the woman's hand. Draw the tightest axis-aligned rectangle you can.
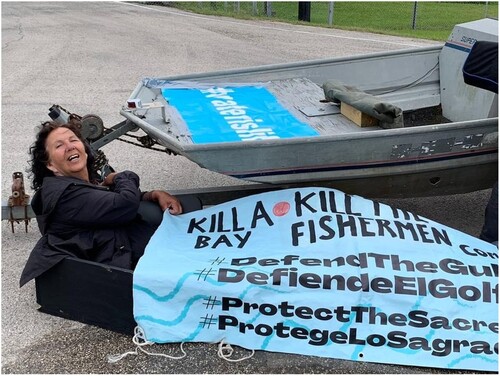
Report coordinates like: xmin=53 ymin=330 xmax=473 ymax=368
xmin=147 ymin=190 xmax=183 ymax=215
xmin=102 ymin=172 xmax=118 ymax=186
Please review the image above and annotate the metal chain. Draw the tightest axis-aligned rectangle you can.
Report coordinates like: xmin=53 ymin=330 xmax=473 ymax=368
xmin=92 ymin=149 xmax=109 ymax=173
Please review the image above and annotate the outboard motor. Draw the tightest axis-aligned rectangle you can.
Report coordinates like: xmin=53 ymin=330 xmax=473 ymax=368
xmin=439 ymin=18 xmax=498 ymax=121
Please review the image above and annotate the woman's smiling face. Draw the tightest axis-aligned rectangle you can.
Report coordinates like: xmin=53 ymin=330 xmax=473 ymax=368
xmin=45 ymin=127 xmax=89 ymax=181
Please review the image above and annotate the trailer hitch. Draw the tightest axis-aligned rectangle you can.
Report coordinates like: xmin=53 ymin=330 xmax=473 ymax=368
xmin=7 ymin=172 xmax=31 ymax=233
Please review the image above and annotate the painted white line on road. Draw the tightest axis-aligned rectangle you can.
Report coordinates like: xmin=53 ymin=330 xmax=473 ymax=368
xmin=117 ymin=1 xmax=436 ymax=49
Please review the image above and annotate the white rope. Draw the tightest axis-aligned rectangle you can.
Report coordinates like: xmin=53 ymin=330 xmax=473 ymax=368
xmin=108 ymin=327 xmax=254 ymax=364
xmin=107 ymin=350 xmax=138 ymax=363
xmin=217 ymin=339 xmax=255 ymax=362
xmin=107 ymin=326 xmax=186 ymax=363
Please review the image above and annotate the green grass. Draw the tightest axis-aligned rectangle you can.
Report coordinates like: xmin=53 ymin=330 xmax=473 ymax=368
xmin=168 ymin=1 xmax=498 ymax=41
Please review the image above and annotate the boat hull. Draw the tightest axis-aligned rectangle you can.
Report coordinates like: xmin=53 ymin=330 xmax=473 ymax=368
xmin=177 ymin=118 xmax=498 ymax=197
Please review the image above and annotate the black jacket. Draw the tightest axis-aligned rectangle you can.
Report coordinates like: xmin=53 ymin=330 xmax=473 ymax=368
xmin=20 ymin=171 xmax=156 ymax=287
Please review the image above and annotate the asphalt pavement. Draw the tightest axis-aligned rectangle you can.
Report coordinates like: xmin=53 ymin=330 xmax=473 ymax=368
xmin=1 ymin=2 xmax=494 ymax=374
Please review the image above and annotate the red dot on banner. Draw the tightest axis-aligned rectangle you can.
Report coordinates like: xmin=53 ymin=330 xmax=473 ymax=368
xmin=273 ymin=202 xmax=290 ymax=216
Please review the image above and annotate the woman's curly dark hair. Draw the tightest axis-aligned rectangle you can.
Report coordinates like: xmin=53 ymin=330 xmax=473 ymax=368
xmin=28 ymin=121 xmax=97 ymax=191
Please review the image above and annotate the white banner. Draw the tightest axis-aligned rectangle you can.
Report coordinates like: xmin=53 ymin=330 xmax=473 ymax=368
xmin=133 ymin=187 xmax=498 ymax=371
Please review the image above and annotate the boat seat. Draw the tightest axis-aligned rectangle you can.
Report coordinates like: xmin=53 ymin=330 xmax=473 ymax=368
xmin=322 ymin=79 xmax=404 ymax=129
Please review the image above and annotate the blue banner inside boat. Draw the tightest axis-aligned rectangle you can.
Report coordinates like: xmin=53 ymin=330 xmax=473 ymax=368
xmin=161 ymin=85 xmax=319 ymax=144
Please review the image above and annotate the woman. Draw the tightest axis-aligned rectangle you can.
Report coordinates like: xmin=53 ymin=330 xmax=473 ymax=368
xmin=20 ymin=121 xmax=200 ymax=286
